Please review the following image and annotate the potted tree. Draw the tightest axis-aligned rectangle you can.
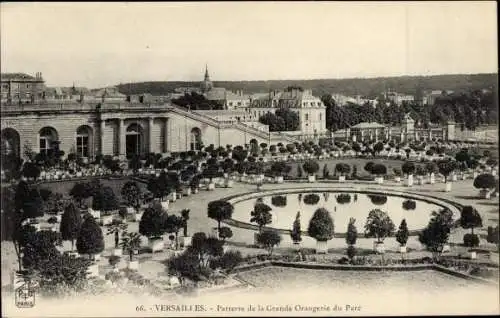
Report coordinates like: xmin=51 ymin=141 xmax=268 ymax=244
xmin=438 ymin=160 xmax=457 ymax=192
xmin=425 ymin=161 xmax=438 ymax=184
xmin=138 ymin=206 xmax=168 ymax=253
xmin=256 ymin=230 xmax=282 ymax=257
xmin=308 ymin=208 xmax=334 ymax=254
xmin=203 ymin=164 xmax=220 ymax=191
xmin=165 ymin=214 xmax=184 ymax=250
xmin=418 ymin=209 xmax=454 ymax=261
xmin=459 ymin=206 xmax=482 ymax=258
xmin=393 ymin=168 xmax=402 ymax=183
xmin=364 ymin=209 xmax=395 ymax=254
xmin=60 ymin=202 xmax=82 ymax=251
xmin=76 ymin=214 xmax=105 ymax=262
xmin=290 ymin=211 xmax=302 ymax=248
xmin=402 ymin=161 xmax=415 ymax=186
xmin=250 ymin=201 xmax=273 ymax=245
xmin=121 ymin=181 xmax=142 ymax=217
xmin=120 ymin=231 xmax=142 ymax=270
xmin=270 ymin=161 xmax=289 ymax=184
xmin=346 ymin=217 xmax=357 ymax=263
xmin=180 ymin=209 xmax=191 ymax=247
xmin=207 ymin=200 xmax=234 ymax=237
xmin=415 ymin=165 xmax=427 ymax=185
xmin=335 ymin=163 xmax=350 ymax=182
xmin=473 ymin=173 xmax=497 ymax=199
xmin=302 ymin=159 xmax=319 ymax=182
xmin=396 ymin=219 xmax=409 ymax=254
xmin=371 ymin=164 xmax=387 ymax=184
xmin=106 ymin=219 xmax=128 ymax=256
xmin=219 ymin=226 xmax=233 ymax=253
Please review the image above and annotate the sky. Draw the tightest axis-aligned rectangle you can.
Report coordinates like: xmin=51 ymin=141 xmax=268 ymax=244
xmin=1 ymin=1 xmax=497 ymax=88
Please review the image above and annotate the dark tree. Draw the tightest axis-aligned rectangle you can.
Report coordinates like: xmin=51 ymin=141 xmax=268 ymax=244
xmin=165 ymin=214 xmax=184 ymax=249
xmin=92 ymin=186 xmax=119 ymax=213
xmin=257 ymin=229 xmax=282 ymax=256
xmin=69 ymin=182 xmax=93 ymax=208
xmin=76 ymin=215 xmax=105 ymax=259
xmin=308 ymin=208 xmax=335 ymax=242
xmin=207 ymin=200 xmax=234 ymax=234
xmin=219 ymin=226 xmax=233 ymax=242
xmin=346 ymin=217 xmax=358 ymax=246
xmin=396 ymin=219 xmax=409 ymax=247
xmin=418 ymin=209 xmax=454 ymax=260
xmin=364 ymin=209 xmax=395 ymax=243
xmin=290 ymin=212 xmax=302 ymax=244
xmin=459 ymin=205 xmax=482 ymax=236
xmin=139 ymin=206 xmax=168 ymax=239
xmin=60 ymin=202 xmax=82 ymax=251
xmin=250 ymin=202 xmax=273 ymax=233
xmin=121 ymin=181 xmax=142 ymax=211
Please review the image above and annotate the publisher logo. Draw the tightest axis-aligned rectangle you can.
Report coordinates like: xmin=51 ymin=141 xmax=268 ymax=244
xmin=15 ymin=282 xmax=36 ymax=308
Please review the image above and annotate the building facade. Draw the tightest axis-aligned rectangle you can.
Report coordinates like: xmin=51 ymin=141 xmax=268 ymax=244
xmin=0 ymin=73 xmax=46 ymax=104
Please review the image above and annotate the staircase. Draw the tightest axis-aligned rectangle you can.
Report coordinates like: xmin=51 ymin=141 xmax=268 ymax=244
xmin=168 ymin=105 xmax=299 ymax=145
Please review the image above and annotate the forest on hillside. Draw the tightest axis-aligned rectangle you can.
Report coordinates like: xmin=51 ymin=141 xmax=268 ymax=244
xmin=116 ymin=73 xmax=497 ymax=97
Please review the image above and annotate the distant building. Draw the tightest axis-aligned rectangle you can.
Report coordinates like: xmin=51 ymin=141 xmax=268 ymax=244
xmin=423 ymin=90 xmax=454 ymax=105
xmin=0 ymin=72 xmax=46 ymax=104
xmin=384 ymin=91 xmax=415 ymax=106
xmin=250 ymin=88 xmax=327 ymax=135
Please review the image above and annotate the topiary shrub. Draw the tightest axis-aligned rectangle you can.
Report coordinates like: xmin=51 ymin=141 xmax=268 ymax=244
xmin=368 ymin=194 xmax=387 ymax=205
xmin=463 ymin=233 xmax=480 ymax=247
xmin=402 ymin=199 xmax=416 ymax=210
xmin=271 ymin=195 xmax=287 ymax=207
xmin=303 ymin=193 xmax=320 ymax=205
xmin=336 ymin=193 xmax=351 ymax=204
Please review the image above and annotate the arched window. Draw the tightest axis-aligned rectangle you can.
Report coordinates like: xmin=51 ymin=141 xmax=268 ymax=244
xmin=39 ymin=127 xmax=58 ymax=155
xmin=76 ymin=126 xmax=92 ymax=157
xmin=190 ymin=128 xmax=202 ymax=151
xmin=126 ymin=123 xmax=144 ymax=156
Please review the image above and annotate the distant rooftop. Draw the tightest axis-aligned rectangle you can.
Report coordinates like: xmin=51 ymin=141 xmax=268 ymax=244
xmin=1 ymin=72 xmax=43 ymax=82
xmin=351 ymin=122 xmax=386 ymax=129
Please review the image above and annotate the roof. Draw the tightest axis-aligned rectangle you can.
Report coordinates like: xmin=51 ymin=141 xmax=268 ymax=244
xmin=351 ymin=122 xmax=386 ymax=129
xmin=204 ymin=87 xmax=227 ymax=100
xmin=1 ymin=73 xmax=41 ymax=82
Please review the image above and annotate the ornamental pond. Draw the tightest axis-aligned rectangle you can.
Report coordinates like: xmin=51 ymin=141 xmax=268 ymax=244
xmin=229 ymin=188 xmax=459 ymax=234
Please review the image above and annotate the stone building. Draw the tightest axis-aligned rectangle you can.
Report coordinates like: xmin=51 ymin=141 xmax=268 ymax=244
xmin=249 ymin=88 xmax=327 ymax=136
xmin=1 ymin=73 xmax=295 ymax=161
xmin=0 ymin=72 xmax=46 ymax=104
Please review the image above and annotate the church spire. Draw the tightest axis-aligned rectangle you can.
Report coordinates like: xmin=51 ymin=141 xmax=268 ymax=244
xmin=204 ymin=64 xmax=210 ymax=81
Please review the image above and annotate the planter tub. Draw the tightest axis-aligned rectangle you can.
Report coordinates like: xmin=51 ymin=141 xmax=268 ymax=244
xmin=429 ymin=173 xmax=435 ymax=184
xmin=169 ymin=192 xmax=177 ymax=202
xmin=128 ymin=260 xmax=139 ymax=270
xmin=376 ymin=176 xmax=384 ymax=184
xmin=444 ymin=182 xmax=452 ymax=192
xmin=480 ymin=190 xmax=491 ymax=199
xmin=87 ymin=264 xmax=99 ymax=278
xmin=134 ymin=213 xmax=143 ymax=222
xmin=90 ymin=209 xmax=101 ymax=220
xmin=375 ymin=242 xmax=385 ymax=254
xmin=308 ymin=175 xmax=316 ymax=183
xmin=183 ymin=187 xmax=192 ymax=196
xmin=102 ymin=216 xmax=113 ymax=226
xmin=193 ymin=188 xmax=199 ymax=194
xmin=462 ymin=174 xmax=467 ymax=180
xmin=339 ymin=175 xmax=346 ymax=182
xmin=149 ymin=240 xmax=165 ymax=253
xmin=113 ymin=248 xmax=123 ymax=257
xmin=442 ymin=244 xmax=451 ymax=253
xmin=56 ymin=215 xmax=62 ymax=223
xmin=417 ymin=177 xmax=424 ymax=185
xmin=160 ymin=200 xmax=169 ymax=211
xmin=469 ymin=251 xmax=477 ymax=260
xmin=394 ymin=176 xmax=401 ymax=183
xmin=492 ymin=170 xmax=497 ymax=176
xmin=451 ymin=174 xmax=458 ymax=182
xmin=406 ymin=174 xmax=414 ymax=187
xmin=400 ymin=245 xmax=407 ymax=253
xmin=275 ymin=176 xmax=284 ymax=184
xmin=224 ymin=179 xmax=234 ymax=188
xmin=315 ymin=240 xmax=328 ymax=254
xmin=182 ymin=236 xmax=192 ymax=247
xmin=473 ymin=172 xmax=478 ymax=179
xmin=206 ymin=183 xmax=215 ymax=191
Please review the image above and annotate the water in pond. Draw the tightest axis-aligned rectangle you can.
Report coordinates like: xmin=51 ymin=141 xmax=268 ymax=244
xmin=232 ymin=191 xmax=452 ymax=233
